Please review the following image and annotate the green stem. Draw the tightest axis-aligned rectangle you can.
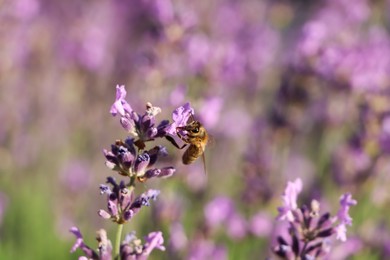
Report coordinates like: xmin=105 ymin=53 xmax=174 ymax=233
xmin=114 ymin=223 xmax=124 ymax=259
xmin=128 ymin=176 xmax=136 ymax=188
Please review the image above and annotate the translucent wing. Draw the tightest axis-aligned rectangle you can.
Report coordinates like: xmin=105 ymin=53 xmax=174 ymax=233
xmin=201 ymin=146 xmax=207 ymax=175
xmin=207 ymin=134 xmax=215 ymax=148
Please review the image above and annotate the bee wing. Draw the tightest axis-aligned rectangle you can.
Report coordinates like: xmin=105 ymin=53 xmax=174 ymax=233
xmin=206 ymin=134 xmax=215 ymax=148
xmin=201 ymin=145 xmax=207 ymax=175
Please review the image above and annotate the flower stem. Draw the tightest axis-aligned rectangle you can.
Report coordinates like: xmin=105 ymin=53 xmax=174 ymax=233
xmin=114 ymin=223 xmax=124 ymax=259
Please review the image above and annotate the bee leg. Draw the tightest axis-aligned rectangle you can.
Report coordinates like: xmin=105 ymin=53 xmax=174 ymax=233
xmin=176 ymin=129 xmax=191 ymax=143
xmin=165 ymin=135 xmax=187 ymax=150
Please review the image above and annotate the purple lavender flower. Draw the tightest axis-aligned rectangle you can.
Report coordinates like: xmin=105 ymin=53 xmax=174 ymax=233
xmin=103 ymin=138 xmax=175 ymax=181
xmin=331 ymin=143 xmax=371 ymax=185
xmin=198 ymin=96 xmax=223 ymax=129
xmin=169 ymin=222 xmax=188 ymax=251
xmin=277 ymin=178 xmax=303 ymax=222
xmin=110 ymin=85 xmax=133 ymax=117
xmin=273 ymin=180 xmax=357 ymax=259
xmin=273 ymin=202 xmax=334 ymax=259
xmin=70 ymin=227 xmax=104 ymax=259
xmin=332 ymin=193 xmax=357 ymax=242
xmin=249 ymin=212 xmax=273 ymax=237
xmin=59 ymin=160 xmax=91 ymax=193
xmin=204 ymin=196 xmax=247 ymax=240
xmin=326 ymin=237 xmax=363 ymax=259
xmin=70 ymin=227 xmax=164 ymax=260
xmin=165 ymin=102 xmax=194 ymax=136
xmin=187 ymin=239 xmax=227 ymax=260
xmin=336 ymin=193 xmax=357 ymax=226
xmin=98 ymin=177 xmax=160 ymax=224
xmin=110 ymin=85 xmax=170 ymax=148
xmin=380 ymin=115 xmax=390 ymax=153
xmin=225 ymin=213 xmax=247 ymax=240
xmin=204 ymin=197 xmax=234 ymax=227
xmin=120 ymin=231 xmax=165 ymax=260
xmin=291 ymin=0 xmax=390 ymax=92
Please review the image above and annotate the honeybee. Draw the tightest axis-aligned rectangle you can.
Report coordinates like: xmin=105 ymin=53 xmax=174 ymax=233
xmin=166 ymin=116 xmax=209 ymax=174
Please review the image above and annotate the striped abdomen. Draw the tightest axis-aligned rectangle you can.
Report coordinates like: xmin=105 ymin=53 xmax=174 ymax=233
xmin=182 ymin=144 xmax=203 ymax=165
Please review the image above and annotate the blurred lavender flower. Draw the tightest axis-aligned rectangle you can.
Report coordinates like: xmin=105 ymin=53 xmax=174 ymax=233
xmin=59 ymin=160 xmax=91 ymax=193
xmin=169 ymin=85 xmax=187 ymax=107
xmin=98 ymin=177 xmax=160 ymax=224
xmin=241 ymin=120 xmax=274 ymax=204
xmin=358 ymin=221 xmax=390 ymax=258
xmin=110 ymin=85 xmax=170 ymax=149
xmin=70 ymin=227 xmax=110 ymax=260
xmin=12 ymin=0 xmax=40 ymax=20
xmin=273 ymin=178 xmax=357 ymax=259
xmin=203 ymin=1 xmax=280 ymax=88
xmin=103 ymin=138 xmax=175 ymax=181
xmin=277 ymin=178 xmax=303 ymax=222
xmin=332 ymin=193 xmax=357 ymax=242
xmin=198 ymin=97 xmax=223 ymax=129
xmin=291 ymin=0 xmax=390 ymax=92
xmin=187 ymin=239 xmax=227 ymax=260
xmin=204 ymin=196 xmax=247 ymax=240
xmin=110 ymin=85 xmax=133 ymax=117
xmin=169 ymin=222 xmax=188 ymax=252
xmin=331 ymin=142 xmax=372 ymax=185
xmin=204 ymin=197 xmax=234 ymax=228
xmin=121 ymin=231 xmax=165 ymax=260
xmin=249 ymin=212 xmax=273 ymax=237
xmin=326 ymin=237 xmax=363 ymax=259
xmin=70 ymin=227 xmax=165 ymax=260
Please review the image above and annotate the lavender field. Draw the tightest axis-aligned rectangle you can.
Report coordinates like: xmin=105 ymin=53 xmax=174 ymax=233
xmin=1 ymin=0 xmax=390 ymax=259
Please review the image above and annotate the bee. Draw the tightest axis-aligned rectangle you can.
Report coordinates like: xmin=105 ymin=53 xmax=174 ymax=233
xmin=166 ymin=116 xmax=209 ymax=174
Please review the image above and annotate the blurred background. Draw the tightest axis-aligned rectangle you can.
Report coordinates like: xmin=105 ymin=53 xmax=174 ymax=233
xmin=1 ymin=0 xmax=390 ymax=259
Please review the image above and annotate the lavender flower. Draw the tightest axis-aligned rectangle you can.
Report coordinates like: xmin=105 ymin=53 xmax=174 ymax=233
xmin=187 ymin=239 xmax=227 ymax=260
xmin=332 ymin=193 xmax=357 ymax=242
xmin=277 ymin=178 xmax=303 ymax=222
xmin=273 ymin=179 xmax=357 ymax=259
xmin=326 ymin=237 xmax=363 ymax=259
xmin=121 ymin=231 xmax=166 ymax=260
xmin=103 ymin=138 xmax=175 ymax=181
xmin=70 ymin=227 xmax=165 ymax=260
xmin=165 ymin=102 xmax=194 ymax=136
xmin=110 ymin=85 xmax=133 ymax=117
xmin=335 ymin=193 xmax=357 ymax=226
xmin=70 ymin=85 xmax=179 ymax=259
xmin=249 ymin=212 xmax=273 ymax=237
xmin=110 ymin=85 xmax=170 ymax=149
xmin=70 ymin=227 xmax=108 ymax=260
xmin=98 ymin=177 xmax=160 ymax=224
xmin=59 ymin=160 xmax=91 ymax=193
xmin=291 ymin=0 xmax=390 ymax=92
xmin=169 ymin=222 xmax=188 ymax=251
xmin=273 ymin=202 xmax=334 ymax=259
xmin=331 ymin=143 xmax=372 ymax=185
xmin=204 ymin=196 xmax=247 ymax=240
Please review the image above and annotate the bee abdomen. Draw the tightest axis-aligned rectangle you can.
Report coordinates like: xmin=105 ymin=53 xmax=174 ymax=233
xmin=182 ymin=145 xmax=202 ymax=165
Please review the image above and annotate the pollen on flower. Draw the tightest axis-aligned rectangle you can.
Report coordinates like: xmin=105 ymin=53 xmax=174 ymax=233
xmin=146 ymin=102 xmax=162 ymax=116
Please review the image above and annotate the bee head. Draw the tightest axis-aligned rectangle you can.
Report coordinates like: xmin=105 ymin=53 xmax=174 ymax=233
xmin=186 ymin=121 xmax=204 ymax=136
xmin=177 ymin=121 xmax=204 ymax=136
